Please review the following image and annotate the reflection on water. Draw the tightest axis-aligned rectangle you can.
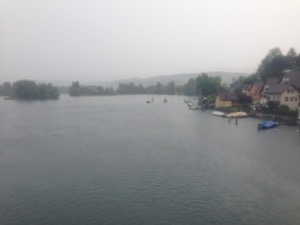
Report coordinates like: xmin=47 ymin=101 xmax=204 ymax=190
xmin=0 ymin=95 xmax=300 ymax=225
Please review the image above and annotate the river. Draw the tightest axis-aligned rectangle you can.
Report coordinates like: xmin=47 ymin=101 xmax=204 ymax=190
xmin=0 ymin=95 xmax=300 ymax=225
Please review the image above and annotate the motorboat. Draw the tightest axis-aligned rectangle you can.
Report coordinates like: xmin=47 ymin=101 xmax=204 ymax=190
xmin=226 ymin=112 xmax=247 ymax=118
xmin=211 ymin=111 xmax=225 ymax=117
xmin=258 ymin=120 xmax=278 ymax=130
xmin=189 ymin=104 xmax=201 ymax=110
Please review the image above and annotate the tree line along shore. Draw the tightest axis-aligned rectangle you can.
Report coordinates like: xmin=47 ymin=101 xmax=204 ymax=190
xmin=1 ymin=47 xmax=300 ymax=121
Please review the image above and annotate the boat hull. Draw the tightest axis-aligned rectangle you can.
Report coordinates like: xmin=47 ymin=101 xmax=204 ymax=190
xmin=212 ymin=111 xmax=225 ymax=117
xmin=258 ymin=120 xmax=279 ymax=129
xmin=227 ymin=112 xmax=247 ymax=118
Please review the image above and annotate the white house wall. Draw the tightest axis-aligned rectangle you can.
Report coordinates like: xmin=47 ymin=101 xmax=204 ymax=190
xmin=279 ymin=87 xmax=299 ymax=110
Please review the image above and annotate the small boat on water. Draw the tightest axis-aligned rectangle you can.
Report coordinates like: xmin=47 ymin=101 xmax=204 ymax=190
xmin=258 ymin=120 xmax=279 ymax=130
xmin=163 ymin=98 xmax=167 ymax=103
xmin=226 ymin=112 xmax=247 ymax=118
xmin=189 ymin=104 xmax=201 ymax=110
xmin=212 ymin=111 xmax=225 ymax=117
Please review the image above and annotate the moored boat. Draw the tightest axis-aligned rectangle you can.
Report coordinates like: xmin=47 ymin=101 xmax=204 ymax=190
xmin=212 ymin=111 xmax=225 ymax=117
xmin=226 ymin=112 xmax=247 ymax=118
xmin=258 ymin=120 xmax=279 ymax=130
xmin=189 ymin=104 xmax=201 ymax=110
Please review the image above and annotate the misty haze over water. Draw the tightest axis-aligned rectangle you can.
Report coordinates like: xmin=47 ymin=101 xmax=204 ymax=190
xmin=1 ymin=1 xmax=300 ymax=82
xmin=1 ymin=95 xmax=300 ymax=225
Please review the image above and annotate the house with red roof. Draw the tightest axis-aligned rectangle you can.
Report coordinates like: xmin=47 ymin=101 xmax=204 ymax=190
xmin=247 ymin=81 xmax=264 ymax=104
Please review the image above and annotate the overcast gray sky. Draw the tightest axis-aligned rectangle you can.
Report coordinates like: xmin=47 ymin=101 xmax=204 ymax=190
xmin=1 ymin=0 xmax=300 ymax=82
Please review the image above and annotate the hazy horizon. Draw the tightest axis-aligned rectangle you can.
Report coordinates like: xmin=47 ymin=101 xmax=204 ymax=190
xmin=1 ymin=0 xmax=300 ymax=82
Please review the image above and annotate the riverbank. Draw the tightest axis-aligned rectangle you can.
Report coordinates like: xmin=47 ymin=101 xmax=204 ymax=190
xmin=255 ymin=112 xmax=298 ymax=125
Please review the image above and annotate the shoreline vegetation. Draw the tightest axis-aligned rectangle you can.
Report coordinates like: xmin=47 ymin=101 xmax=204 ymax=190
xmin=0 ymin=80 xmax=60 ymax=100
xmin=1 ymin=47 xmax=299 ymax=122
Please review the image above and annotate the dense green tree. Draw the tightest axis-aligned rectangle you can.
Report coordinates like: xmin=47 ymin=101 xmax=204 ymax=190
xmin=12 ymin=80 xmax=59 ymax=100
xmin=175 ymin=85 xmax=184 ymax=95
xmin=286 ymin=48 xmax=297 ymax=68
xmin=230 ymin=74 xmax=258 ymax=97
xmin=156 ymin=82 xmax=162 ymax=95
xmin=69 ymin=81 xmax=81 ymax=96
xmin=256 ymin=47 xmax=289 ymax=80
xmin=104 ymin=87 xmax=115 ymax=95
xmin=96 ymin=86 xmax=104 ymax=94
xmin=117 ymin=82 xmax=145 ymax=94
xmin=47 ymin=84 xmax=60 ymax=99
xmin=295 ymin=54 xmax=300 ymax=71
xmin=183 ymin=78 xmax=196 ymax=96
xmin=230 ymin=76 xmax=245 ymax=90
xmin=38 ymin=83 xmax=50 ymax=99
xmin=233 ymin=86 xmax=243 ymax=96
xmin=117 ymin=81 xmax=178 ymax=95
xmin=13 ymin=80 xmax=39 ymax=99
xmin=2 ymin=82 xmax=12 ymax=96
xmin=195 ymin=73 xmax=222 ymax=97
xmin=242 ymin=74 xmax=259 ymax=85
xmin=137 ymin=84 xmax=144 ymax=94
xmin=167 ymin=81 xmax=176 ymax=95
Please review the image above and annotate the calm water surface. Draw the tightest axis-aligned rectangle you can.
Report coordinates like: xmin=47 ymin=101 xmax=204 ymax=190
xmin=0 ymin=95 xmax=300 ymax=225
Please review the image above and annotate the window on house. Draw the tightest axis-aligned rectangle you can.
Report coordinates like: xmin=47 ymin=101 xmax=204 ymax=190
xmin=285 ymin=97 xmax=288 ymax=102
xmin=290 ymin=97 xmax=293 ymax=101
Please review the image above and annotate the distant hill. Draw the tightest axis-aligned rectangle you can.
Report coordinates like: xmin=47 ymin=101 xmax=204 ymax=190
xmin=88 ymin=72 xmax=249 ymax=89
xmin=18 ymin=71 xmax=248 ymax=90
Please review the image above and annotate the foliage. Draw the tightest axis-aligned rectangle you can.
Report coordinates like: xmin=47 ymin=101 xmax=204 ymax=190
xmin=175 ymin=85 xmax=184 ymax=95
xmin=0 ymin=82 xmax=13 ymax=96
xmin=262 ymin=101 xmax=297 ymax=118
xmin=38 ymin=83 xmax=60 ymax=99
xmin=12 ymin=80 xmax=59 ymax=100
xmin=279 ymin=105 xmax=289 ymax=110
xmin=117 ymin=82 xmax=146 ymax=94
xmin=183 ymin=78 xmax=197 ymax=96
xmin=13 ymin=80 xmax=39 ymax=99
xmin=233 ymin=86 xmax=242 ymax=96
xmin=69 ymin=81 xmax=81 ymax=96
xmin=195 ymin=73 xmax=222 ymax=97
xmin=256 ymin=47 xmax=287 ymax=80
xmin=155 ymin=82 xmax=162 ymax=95
xmin=256 ymin=47 xmax=299 ymax=80
xmin=286 ymin=48 xmax=297 ymax=68
xmin=167 ymin=81 xmax=176 ymax=95
xmin=117 ymin=81 xmax=176 ymax=95
xmin=69 ymin=81 xmax=115 ymax=96
xmin=243 ymin=74 xmax=259 ymax=85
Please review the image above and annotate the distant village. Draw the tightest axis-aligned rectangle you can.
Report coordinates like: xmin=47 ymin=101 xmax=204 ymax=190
xmin=214 ymin=70 xmax=300 ymax=123
xmin=1 ymin=47 xmax=300 ymax=123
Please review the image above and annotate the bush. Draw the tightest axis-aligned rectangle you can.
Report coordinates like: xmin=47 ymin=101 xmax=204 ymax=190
xmin=13 ymin=80 xmax=60 ymax=100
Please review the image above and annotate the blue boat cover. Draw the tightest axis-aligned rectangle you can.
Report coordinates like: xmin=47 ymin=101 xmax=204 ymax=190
xmin=258 ymin=120 xmax=278 ymax=129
